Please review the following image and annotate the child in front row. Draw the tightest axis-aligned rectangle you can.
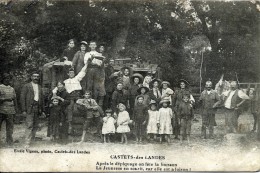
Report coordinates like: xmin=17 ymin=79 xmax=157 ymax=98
xmin=102 ymin=109 xmax=116 ymax=143
xmin=133 ymin=95 xmax=148 ymax=143
xmin=178 ymin=94 xmax=193 ymax=144
xmin=48 ymin=96 xmax=69 ymax=142
xmin=116 ymin=103 xmax=131 ymax=144
xmin=147 ymin=100 xmax=159 ymax=141
xmin=157 ymin=98 xmax=173 ymax=143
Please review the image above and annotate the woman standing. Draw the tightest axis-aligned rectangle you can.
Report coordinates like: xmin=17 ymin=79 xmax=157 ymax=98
xmin=72 ymin=41 xmax=88 ymax=92
xmin=148 ymin=79 xmax=162 ymax=105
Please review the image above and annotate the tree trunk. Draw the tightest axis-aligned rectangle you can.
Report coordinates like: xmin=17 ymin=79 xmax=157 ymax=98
xmin=110 ymin=19 xmax=130 ymax=59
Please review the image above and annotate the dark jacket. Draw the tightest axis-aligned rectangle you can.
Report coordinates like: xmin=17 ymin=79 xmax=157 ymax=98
xmin=72 ymin=51 xmax=85 ymax=74
xmin=20 ymin=82 xmax=45 ymax=114
xmin=199 ymin=89 xmax=220 ymax=114
xmin=111 ymin=89 xmax=129 ymax=113
xmin=60 ymin=48 xmax=77 ymax=62
xmin=133 ymin=103 xmax=148 ymax=123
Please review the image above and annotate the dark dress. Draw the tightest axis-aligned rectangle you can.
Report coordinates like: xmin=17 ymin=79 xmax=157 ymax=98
xmin=60 ymin=47 xmax=77 ymax=62
xmin=104 ymin=65 xmax=115 ymax=110
xmin=48 ymin=89 xmax=70 ymax=139
xmin=111 ymin=89 xmax=129 ymax=113
xmin=48 ymin=105 xmax=63 ymax=137
xmin=129 ymin=84 xmax=141 ymax=117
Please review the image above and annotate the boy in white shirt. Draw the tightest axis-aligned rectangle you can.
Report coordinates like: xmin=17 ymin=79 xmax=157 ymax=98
xmin=84 ymin=41 xmax=106 ymax=107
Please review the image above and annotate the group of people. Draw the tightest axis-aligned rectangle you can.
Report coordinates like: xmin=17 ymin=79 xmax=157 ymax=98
xmin=0 ymin=39 xmax=259 ymax=147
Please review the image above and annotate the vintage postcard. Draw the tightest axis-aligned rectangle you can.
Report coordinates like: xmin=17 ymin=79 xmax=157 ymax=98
xmin=0 ymin=0 xmax=259 ymax=172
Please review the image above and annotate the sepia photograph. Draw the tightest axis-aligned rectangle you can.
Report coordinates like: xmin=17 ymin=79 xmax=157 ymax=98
xmin=0 ymin=0 xmax=260 ymax=172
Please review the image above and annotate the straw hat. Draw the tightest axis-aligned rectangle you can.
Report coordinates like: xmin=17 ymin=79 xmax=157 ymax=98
xmin=159 ymin=98 xmax=170 ymax=105
xmin=179 ymin=79 xmax=190 ymax=86
xmin=149 ymin=78 xmax=161 ymax=88
xmin=131 ymin=73 xmax=144 ymax=83
xmin=137 ymin=85 xmax=150 ymax=94
xmin=161 ymin=81 xmax=170 ymax=87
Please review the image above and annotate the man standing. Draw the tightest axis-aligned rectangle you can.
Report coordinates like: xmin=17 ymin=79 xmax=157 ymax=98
xmin=172 ymin=79 xmax=195 ymax=140
xmin=84 ymin=41 xmax=106 ymax=107
xmin=222 ymin=81 xmax=249 ymax=133
xmin=20 ymin=71 xmax=45 ymax=146
xmin=0 ymin=73 xmax=18 ymax=146
xmin=199 ymin=81 xmax=221 ymax=139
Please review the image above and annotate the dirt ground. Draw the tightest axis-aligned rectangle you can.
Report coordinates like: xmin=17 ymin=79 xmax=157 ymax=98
xmin=0 ymin=111 xmax=260 ymax=171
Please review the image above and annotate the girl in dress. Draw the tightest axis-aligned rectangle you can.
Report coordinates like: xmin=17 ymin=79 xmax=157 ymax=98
xmin=116 ymin=103 xmax=131 ymax=144
xmin=147 ymin=100 xmax=159 ymax=142
xmin=102 ymin=109 xmax=116 ymax=143
xmin=157 ymin=98 xmax=173 ymax=143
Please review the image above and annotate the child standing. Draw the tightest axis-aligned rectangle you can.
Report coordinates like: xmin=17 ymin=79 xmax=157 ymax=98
xmin=178 ymin=95 xmax=194 ymax=144
xmin=133 ymin=95 xmax=148 ymax=143
xmin=157 ymin=98 xmax=173 ymax=143
xmin=147 ymin=100 xmax=159 ymax=141
xmin=48 ymin=97 xmax=67 ymax=142
xmin=102 ymin=109 xmax=116 ymax=143
xmin=116 ymin=103 xmax=130 ymax=144
xmin=135 ymin=85 xmax=150 ymax=107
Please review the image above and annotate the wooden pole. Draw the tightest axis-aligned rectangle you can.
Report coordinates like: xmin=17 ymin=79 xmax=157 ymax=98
xmin=200 ymin=51 xmax=204 ymax=93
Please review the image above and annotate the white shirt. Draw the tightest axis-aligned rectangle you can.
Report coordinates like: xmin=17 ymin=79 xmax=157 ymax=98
xmin=84 ymin=51 xmax=103 ymax=66
xmin=53 ymin=71 xmax=86 ymax=94
xmin=223 ymin=90 xmax=250 ymax=109
xmin=207 ymin=90 xmax=211 ymax=95
xmin=31 ymin=82 xmax=39 ymax=101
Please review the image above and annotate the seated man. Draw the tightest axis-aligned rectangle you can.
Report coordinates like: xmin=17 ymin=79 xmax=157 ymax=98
xmin=76 ymin=91 xmax=104 ymax=143
xmin=53 ymin=64 xmax=88 ymax=134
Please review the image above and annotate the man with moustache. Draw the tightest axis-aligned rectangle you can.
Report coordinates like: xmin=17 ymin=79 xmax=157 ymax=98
xmin=199 ymin=80 xmax=221 ymax=139
xmin=222 ymin=81 xmax=249 ymax=133
xmin=20 ymin=71 xmax=46 ymax=146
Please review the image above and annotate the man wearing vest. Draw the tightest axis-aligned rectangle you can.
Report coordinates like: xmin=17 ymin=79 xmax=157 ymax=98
xmin=222 ymin=81 xmax=249 ymax=133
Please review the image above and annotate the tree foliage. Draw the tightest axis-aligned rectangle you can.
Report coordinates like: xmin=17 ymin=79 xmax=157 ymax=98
xmin=0 ymin=0 xmax=259 ymax=87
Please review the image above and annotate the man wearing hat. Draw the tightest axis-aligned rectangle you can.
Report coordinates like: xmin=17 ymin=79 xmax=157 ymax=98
xmin=222 ymin=81 xmax=249 ymax=133
xmin=199 ymin=80 xmax=221 ymax=139
xmin=0 ymin=73 xmax=17 ymax=145
xmin=84 ymin=41 xmax=106 ymax=107
xmin=20 ymin=71 xmax=46 ymax=146
xmin=172 ymin=79 xmax=195 ymax=140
